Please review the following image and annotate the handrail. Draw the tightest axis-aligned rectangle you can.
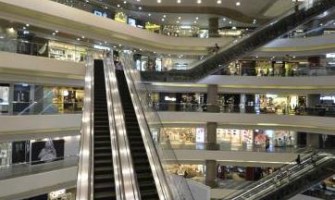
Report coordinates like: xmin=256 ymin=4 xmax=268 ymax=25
xmin=103 ymin=56 xmax=126 ymax=200
xmin=140 ymin=0 xmax=335 ymax=82
xmin=225 ymin=151 xmax=335 ymax=200
xmin=104 ymin=55 xmax=141 ymax=200
xmin=76 ymin=56 xmax=94 ymax=200
xmin=121 ymin=53 xmax=173 ymax=200
xmin=120 ymin=52 xmax=195 ymax=200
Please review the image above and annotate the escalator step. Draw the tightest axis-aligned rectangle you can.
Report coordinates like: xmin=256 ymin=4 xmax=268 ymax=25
xmin=94 ymin=191 xmax=116 ymax=200
xmin=95 ymin=174 xmax=114 ymax=182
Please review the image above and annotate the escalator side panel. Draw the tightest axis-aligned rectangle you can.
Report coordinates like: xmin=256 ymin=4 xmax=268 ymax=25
xmin=115 ymin=69 xmax=160 ymax=200
xmin=93 ymin=60 xmax=116 ymax=200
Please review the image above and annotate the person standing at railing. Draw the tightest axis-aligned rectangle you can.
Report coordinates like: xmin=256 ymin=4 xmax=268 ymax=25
xmin=296 ymin=154 xmax=301 ymax=165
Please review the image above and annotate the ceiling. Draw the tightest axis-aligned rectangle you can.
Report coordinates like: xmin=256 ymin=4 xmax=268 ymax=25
xmin=59 ymin=0 xmax=296 ymax=27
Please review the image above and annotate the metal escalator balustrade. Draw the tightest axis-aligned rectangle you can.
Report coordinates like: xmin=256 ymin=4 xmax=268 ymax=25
xmin=225 ymin=152 xmax=335 ymax=200
xmin=115 ymin=69 xmax=160 ymax=200
xmin=141 ymin=0 xmax=335 ymax=82
xmin=93 ymin=60 xmax=117 ymax=200
xmin=120 ymin=53 xmax=195 ymax=200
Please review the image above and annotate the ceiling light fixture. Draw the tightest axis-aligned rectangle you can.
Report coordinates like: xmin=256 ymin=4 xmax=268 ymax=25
xmin=148 ymin=13 xmax=151 ymax=16
xmin=236 ymin=1 xmax=241 ymax=6
xmin=217 ymin=0 xmax=222 ymax=4
xmin=157 ymin=0 xmax=161 ymax=3
xmin=197 ymin=0 xmax=201 ymax=4
xmin=138 ymin=6 xmax=142 ymax=10
xmin=123 ymin=1 xmax=127 ymax=4
xmin=177 ymin=0 xmax=181 ymax=3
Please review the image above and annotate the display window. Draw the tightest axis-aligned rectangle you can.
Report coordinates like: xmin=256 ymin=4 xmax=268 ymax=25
xmin=0 ymin=84 xmax=9 ymax=113
xmin=217 ymin=128 xmax=253 ymax=150
xmin=259 ymin=94 xmax=299 ymax=114
xmin=49 ymin=188 xmax=76 ymax=200
xmin=0 ymin=142 xmax=11 ymax=168
xmin=47 ymin=87 xmax=84 ymax=114
xmin=48 ymin=41 xmax=87 ymax=62
xmin=160 ymin=127 xmax=196 ymax=145
xmin=166 ymin=164 xmax=205 ymax=181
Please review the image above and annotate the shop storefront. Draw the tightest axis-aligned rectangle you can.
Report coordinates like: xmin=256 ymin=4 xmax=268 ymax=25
xmin=48 ymin=41 xmax=87 ymax=62
xmin=254 ymin=129 xmax=297 ymax=148
xmin=258 ymin=94 xmax=300 ymax=114
xmin=0 ymin=83 xmax=9 ymax=113
xmin=0 ymin=142 xmax=11 ymax=168
xmin=217 ymin=128 xmax=253 ymax=150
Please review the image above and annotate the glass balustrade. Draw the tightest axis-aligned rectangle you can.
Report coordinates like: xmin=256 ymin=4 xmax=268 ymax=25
xmin=0 ymin=155 xmax=78 ymax=180
xmin=0 ymin=37 xmax=104 ymax=63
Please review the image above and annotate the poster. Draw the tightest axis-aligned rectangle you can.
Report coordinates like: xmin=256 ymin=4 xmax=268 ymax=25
xmin=31 ymin=139 xmax=64 ymax=165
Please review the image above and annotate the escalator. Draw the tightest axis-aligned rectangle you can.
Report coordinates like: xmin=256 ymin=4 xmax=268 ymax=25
xmin=115 ymin=69 xmax=160 ymax=200
xmin=225 ymin=153 xmax=335 ymax=200
xmin=141 ymin=0 xmax=335 ymax=82
xmin=93 ymin=60 xmax=116 ymax=200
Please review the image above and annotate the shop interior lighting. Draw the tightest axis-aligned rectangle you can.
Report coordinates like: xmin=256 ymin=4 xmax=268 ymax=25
xmin=197 ymin=0 xmax=201 ymax=4
xmin=123 ymin=1 xmax=127 ymax=4
xmin=217 ymin=0 xmax=222 ymax=4
xmin=117 ymin=4 xmax=120 ymax=7
xmin=148 ymin=13 xmax=151 ymax=16
xmin=157 ymin=0 xmax=161 ymax=3
xmin=138 ymin=6 xmax=142 ymax=10
xmin=26 ymin=24 xmax=30 ymax=27
xmin=236 ymin=1 xmax=241 ymax=6
xmin=177 ymin=0 xmax=181 ymax=3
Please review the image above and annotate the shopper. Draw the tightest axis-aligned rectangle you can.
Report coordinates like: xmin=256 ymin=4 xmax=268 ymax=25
xmin=296 ymin=154 xmax=301 ymax=165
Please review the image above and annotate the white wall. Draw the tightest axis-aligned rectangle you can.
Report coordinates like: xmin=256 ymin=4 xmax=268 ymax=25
xmin=64 ymin=135 xmax=80 ymax=157
xmin=0 ymin=166 xmax=77 ymax=199
xmin=0 ymin=114 xmax=81 ymax=133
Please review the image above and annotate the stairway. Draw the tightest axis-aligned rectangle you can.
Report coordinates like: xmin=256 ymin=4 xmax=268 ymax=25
xmin=93 ymin=60 xmax=116 ymax=200
xmin=115 ymin=70 xmax=160 ymax=200
xmin=141 ymin=0 xmax=335 ymax=82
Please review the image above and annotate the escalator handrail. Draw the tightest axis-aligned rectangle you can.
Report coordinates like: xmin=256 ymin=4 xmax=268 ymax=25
xmin=141 ymin=0 xmax=334 ymax=82
xmin=76 ymin=56 xmax=94 ymax=200
xmin=104 ymin=55 xmax=141 ymax=200
xmin=120 ymin=54 xmax=173 ymax=200
xmin=120 ymin=53 xmax=195 ymax=200
xmin=225 ymin=150 xmax=317 ymax=199
xmin=245 ymin=155 xmax=335 ymax=200
xmin=229 ymin=152 xmax=333 ymax=200
xmin=103 ymin=57 xmax=126 ymax=200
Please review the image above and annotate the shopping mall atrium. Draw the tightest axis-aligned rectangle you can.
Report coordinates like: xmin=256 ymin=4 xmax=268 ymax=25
xmin=0 ymin=0 xmax=335 ymax=199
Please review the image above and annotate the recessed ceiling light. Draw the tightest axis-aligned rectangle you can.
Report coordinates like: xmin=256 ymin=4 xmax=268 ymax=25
xmin=236 ymin=1 xmax=240 ymax=6
xmin=163 ymin=15 xmax=166 ymax=18
xmin=162 ymin=18 xmax=165 ymax=21
xmin=148 ymin=13 xmax=151 ymax=16
xmin=157 ymin=0 xmax=161 ymax=3
xmin=223 ymin=18 xmax=226 ymax=21
xmin=217 ymin=0 xmax=222 ymax=4
xmin=117 ymin=4 xmax=120 ymax=7
xmin=26 ymin=24 xmax=30 ymax=27
xmin=197 ymin=0 xmax=201 ymax=4
xmin=177 ymin=0 xmax=181 ymax=3
xmin=123 ymin=1 xmax=127 ymax=4
xmin=196 ymin=16 xmax=199 ymax=20
xmin=138 ymin=6 xmax=142 ymax=10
